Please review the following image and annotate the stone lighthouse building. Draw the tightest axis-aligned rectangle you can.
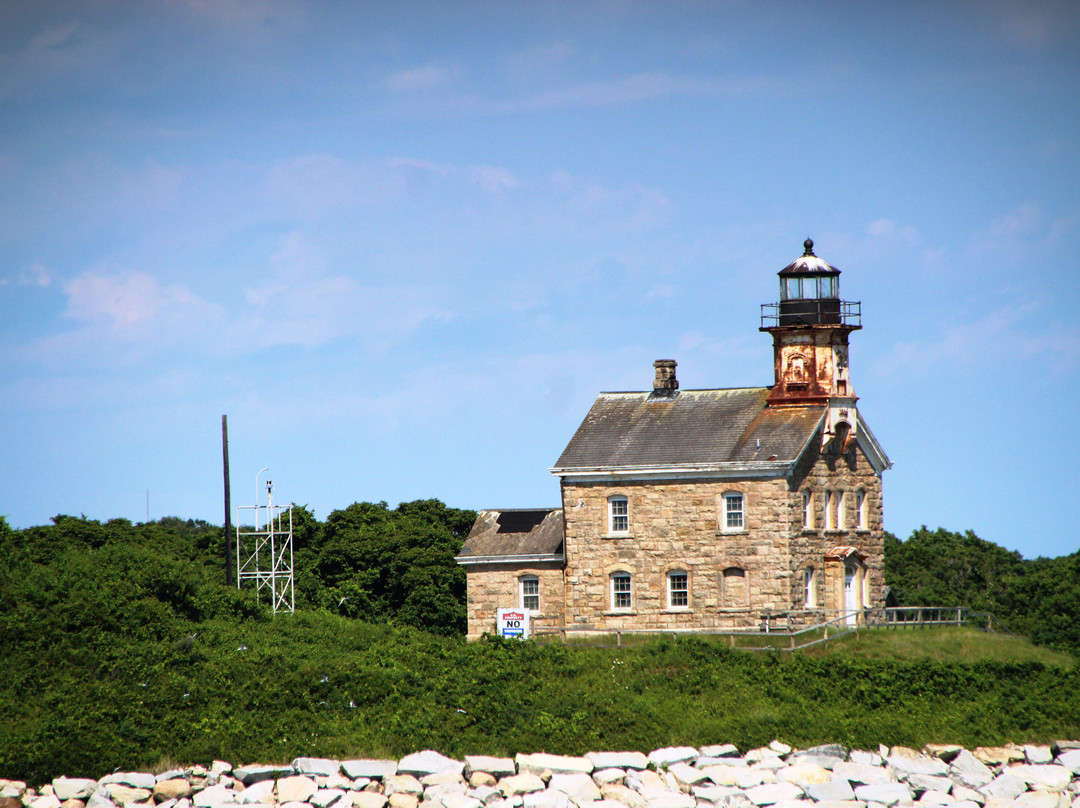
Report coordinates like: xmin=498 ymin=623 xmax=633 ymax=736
xmin=457 ymin=240 xmax=891 ymax=640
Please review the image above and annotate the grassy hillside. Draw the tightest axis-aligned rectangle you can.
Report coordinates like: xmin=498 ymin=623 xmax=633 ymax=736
xmin=2 ymin=513 xmax=1078 ymax=786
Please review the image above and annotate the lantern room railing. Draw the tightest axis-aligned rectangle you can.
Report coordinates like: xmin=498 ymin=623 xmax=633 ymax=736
xmin=760 ymin=300 xmax=861 ymax=328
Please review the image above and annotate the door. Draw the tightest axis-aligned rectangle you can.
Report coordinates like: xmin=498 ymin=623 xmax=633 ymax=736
xmin=844 ymin=562 xmax=859 ymax=626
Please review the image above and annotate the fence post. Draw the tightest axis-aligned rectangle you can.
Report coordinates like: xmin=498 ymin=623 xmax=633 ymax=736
xmin=617 ymin=629 xmax=622 ymax=647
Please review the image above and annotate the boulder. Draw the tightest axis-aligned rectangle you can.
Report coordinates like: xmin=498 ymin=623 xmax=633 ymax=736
xmin=666 ymin=764 xmax=708 ymax=788
xmin=699 ymin=745 xmax=741 ymax=759
xmin=599 ymin=783 xmax=647 ymax=808
xmin=236 ymin=781 xmax=275 ymax=804
xmin=498 ymin=776 xmax=545 ymax=798
xmin=640 ymin=792 xmax=695 ymax=808
xmin=399 ymin=754 xmax=464 ymax=779
xmin=464 ymin=758 xmax=516 ymax=779
xmin=1057 ymin=752 xmax=1080 ymax=776
xmin=294 ymin=760 xmax=343 ymax=778
xmin=980 ymin=775 xmax=1028 ymax=802
xmin=344 ymin=762 xmax=399 ymax=780
xmin=100 ymin=776 xmax=156 ymax=793
xmin=587 ymin=753 xmax=649 ymax=772
xmin=591 ymin=770 xmax=625 ymax=787
xmin=853 ymin=783 xmax=914 ymax=806
xmin=548 ymin=774 xmax=600 ymax=803
xmin=515 ymin=755 xmax=592 ymax=777
xmin=744 ymin=783 xmax=805 ymax=806
xmin=102 ymin=785 xmax=152 ymax=806
xmin=1007 ymin=766 xmax=1072 ymax=792
xmin=351 ymin=794 xmax=389 ymax=808
xmin=384 ymin=777 xmax=424 ymax=798
xmin=52 ymin=781 xmax=98 ymax=802
xmin=647 ymin=749 xmax=699 ymax=769
xmin=153 ymin=781 xmax=193 ymax=802
xmin=277 ymin=777 xmax=319 ymax=804
xmin=192 ymin=785 xmax=237 ymax=808
xmin=311 ymin=790 xmax=349 ymax=808
xmin=387 ymin=795 xmax=418 ymax=808
xmin=951 ymin=751 xmax=995 ymax=790
xmin=803 ymin=779 xmax=856 ymax=803
xmin=234 ymin=768 xmax=292 ymax=787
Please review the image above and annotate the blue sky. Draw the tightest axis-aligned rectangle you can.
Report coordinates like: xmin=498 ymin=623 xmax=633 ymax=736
xmin=2 ymin=1 xmax=1078 ymax=560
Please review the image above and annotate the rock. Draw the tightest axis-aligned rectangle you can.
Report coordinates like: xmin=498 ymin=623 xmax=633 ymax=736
xmin=351 ymin=794 xmax=389 ymax=808
xmin=52 ymin=781 xmax=98 ymax=802
xmin=85 ymin=792 xmax=117 ymax=808
xmin=1011 ymin=794 xmax=1066 ymax=808
xmin=438 ymin=794 xmax=482 ymax=808
xmin=744 ymin=783 xmax=804 ymax=806
xmin=498 ymin=776 xmax=545 ymax=798
xmin=890 ymin=756 xmax=950 ymax=779
xmin=917 ymin=790 xmax=952 ymax=805
xmin=192 ymin=785 xmax=236 ymax=808
xmin=803 ymin=779 xmax=857 ymax=803
xmin=102 ymin=785 xmax=152 ymax=806
xmin=779 ymin=765 xmax=833 ymax=786
xmin=344 ymin=762 xmax=399 ymax=780
xmin=522 ymin=791 xmax=572 ymax=808
xmin=465 ymin=759 xmax=516 ymax=779
xmin=100 ymin=776 xmax=156 ymax=793
xmin=294 ymin=760 xmax=343 ymax=778
xmin=648 ymin=749 xmax=699 ymax=769
xmin=516 ymin=755 xmax=593 ymax=777
xmin=785 ymin=755 xmax=841 ymax=772
xmin=466 ymin=786 xmax=500 ymax=806
xmin=277 ymin=777 xmax=319 ymax=804
xmin=832 ymin=761 xmax=891 ymax=786
xmin=153 ymin=781 xmax=193 ymax=802
xmin=30 ymin=797 xmax=62 ymax=808
xmin=853 ymin=783 xmax=914 ymax=806
xmin=399 ymin=754 xmax=464 ymax=779
xmin=422 ymin=773 xmax=465 ymax=788
xmin=1057 ymin=752 xmax=1080 ymax=775
xmin=587 ymin=754 xmax=649 ymax=772
xmin=468 ymin=774 xmax=497 ymax=789
xmin=236 ymin=781 xmax=275 ymax=804
xmin=980 ymin=775 xmax=1027 ymax=802
xmin=666 ymin=764 xmax=709 ymax=788
xmin=700 ymin=746 xmax=741 ymax=759
xmin=925 ymin=749 xmax=966 ymax=765
xmin=951 ymin=751 xmax=995 ymax=790
xmin=384 ymin=778 xmax=425 ymax=798
xmin=850 ymin=751 xmax=885 ymax=767
xmin=1025 ymin=749 xmax=1054 ymax=766
xmin=626 ymin=772 xmax=669 ymax=799
xmin=974 ymin=750 xmax=1025 ymax=768
xmin=388 ymin=795 xmax=419 ymax=808
xmin=311 ymin=790 xmax=349 ymax=808
xmin=548 ymin=774 xmax=600 ymax=803
xmin=234 ymin=768 xmax=292 ymax=787
xmin=591 ymin=770 xmax=625 ymax=787
xmin=951 ymin=785 xmax=985 ymax=805
xmin=641 ymin=792 xmax=695 ymax=808
xmin=769 ymin=743 xmax=793 ymax=757
xmin=1007 ymin=766 xmax=1072 ymax=792
xmin=59 ymin=800 xmax=85 ymax=808
xmin=0 ymin=799 xmax=22 ymax=808
xmin=599 ymin=783 xmax=647 ymax=808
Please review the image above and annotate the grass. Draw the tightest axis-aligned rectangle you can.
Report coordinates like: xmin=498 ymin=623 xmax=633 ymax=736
xmin=804 ymin=626 xmax=1077 ymax=668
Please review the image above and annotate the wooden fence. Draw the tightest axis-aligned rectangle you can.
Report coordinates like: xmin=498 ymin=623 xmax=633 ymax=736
xmin=531 ymin=606 xmax=999 ymax=652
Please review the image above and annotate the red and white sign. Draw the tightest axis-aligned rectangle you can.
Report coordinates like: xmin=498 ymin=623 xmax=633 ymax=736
xmin=497 ymin=607 xmax=530 ymax=639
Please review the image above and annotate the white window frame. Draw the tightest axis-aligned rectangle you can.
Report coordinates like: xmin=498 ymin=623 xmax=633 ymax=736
xmin=667 ymin=571 xmax=689 ymax=610
xmin=836 ymin=490 xmax=845 ymax=530
xmin=802 ymin=490 xmax=814 ymax=529
xmin=856 ymin=489 xmax=867 ymax=529
xmin=721 ymin=491 xmax=744 ymax=532
xmin=608 ymin=495 xmax=629 ymax=534
xmin=804 ymin=566 xmax=816 ymax=608
xmin=610 ymin=572 xmax=632 ymax=611
xmin=519 ymin=575 xmax=539 ymax=612
xmin=825 ymin=490 xmax=835 ymax=530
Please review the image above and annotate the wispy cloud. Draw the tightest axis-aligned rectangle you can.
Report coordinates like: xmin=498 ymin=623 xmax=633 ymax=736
xmin=386 ymin=63 xmax=455 ymax=92
xmin=64 ymin=270 xmax=211 ymax=329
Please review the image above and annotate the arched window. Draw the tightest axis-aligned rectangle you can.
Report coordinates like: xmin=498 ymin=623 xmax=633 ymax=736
xmin=608 ymin=495 xmax=629 ymax=534
xmin=856 ymin=489 xmax=867 ymax=529
xmin=667 ymin=571 xmax=689 ymax=609
xmin=721 ymin=491 xmax=744 ymax=532
xmin=519 ymin=575 xmax=539 ymax=612
xmin=804 ymin=566 xmax=816 ymax=608
xmin=610 ymin=572 xmax=632 ymax=611
xmin=836 ymin=490 xmax=846 ymax=530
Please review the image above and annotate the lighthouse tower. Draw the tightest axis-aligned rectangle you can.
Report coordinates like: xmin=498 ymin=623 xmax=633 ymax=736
xmin=760 ymin=239 xmax=862 ymax=450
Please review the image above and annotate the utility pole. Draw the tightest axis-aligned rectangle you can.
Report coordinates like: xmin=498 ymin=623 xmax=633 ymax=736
xmin=222 ymin=415 xmax=233 ymax=586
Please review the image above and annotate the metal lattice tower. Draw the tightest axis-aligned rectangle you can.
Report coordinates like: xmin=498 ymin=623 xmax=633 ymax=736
xmin=235 ymin=472 xmax=295 ymax=614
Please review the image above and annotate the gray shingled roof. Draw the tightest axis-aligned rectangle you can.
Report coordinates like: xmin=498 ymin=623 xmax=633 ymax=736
xmin=552 ymin=388 xmax=826 ymax=471
xmin=456 ymin=508 xmax=564 ymax=562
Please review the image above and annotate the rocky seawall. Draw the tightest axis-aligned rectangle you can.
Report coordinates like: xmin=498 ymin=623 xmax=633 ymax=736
xmin=3 ymin=742 xmax=1080 ymax=808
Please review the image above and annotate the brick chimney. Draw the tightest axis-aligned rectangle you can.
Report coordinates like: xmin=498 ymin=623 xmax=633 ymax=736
xmin=652 ymin=359 xmax=678 ymax=398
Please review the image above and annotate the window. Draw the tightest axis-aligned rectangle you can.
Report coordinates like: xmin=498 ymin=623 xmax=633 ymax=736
xmin=608 ymin=495 xmax=629 ymax=534
xmin=520 ymin=575 xmax=539 ymax=612
xmin=817 ymin=276 xmax=838 ymax=299
xmin=804 ymin=566 xmax=816 ymax=608
xmin=667 ymin=571 xmax=689 ymax=609
xmin=836 ymin=490 xmax=845 ymax=530
xmin=825 ymin=490 xmax=835 ymax=530
xmin=611 ymin=572 xmax=632 ymax=610
xmin=721 ymin=492 xmax=744 ymax=532
xmin=781 ymin=277 xmax=803 ymax=301
xmin=856 ymin=490 xmax=867 ymax=529
xmin=802 ymin=490 xmax=814 ymax=529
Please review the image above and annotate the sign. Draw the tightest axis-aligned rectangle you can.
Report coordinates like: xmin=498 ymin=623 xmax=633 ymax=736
xmin=497 ymin=607 xmax=530 ymax=640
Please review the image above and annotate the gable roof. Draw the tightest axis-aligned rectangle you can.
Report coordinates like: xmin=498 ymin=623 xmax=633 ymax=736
xmin=456 ymin=508 xmax=564 ymax=565
xmin=551 ymin=387 xmax=826 ymax=475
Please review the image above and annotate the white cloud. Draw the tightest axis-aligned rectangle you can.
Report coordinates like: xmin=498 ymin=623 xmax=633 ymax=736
xmin=63 ymin=270 xmax=206 ymax=327
xmin=386 ymin=64 xmax=455 ymax=92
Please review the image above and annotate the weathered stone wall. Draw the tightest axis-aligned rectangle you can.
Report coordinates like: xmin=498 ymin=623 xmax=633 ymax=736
xmin=7 ymin=741 xmax=1080 ymax=808
xmin=558 ymin=476 xmax=800 ymax=632
xmin=463 ymin=562 xmax=564 ymax=641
